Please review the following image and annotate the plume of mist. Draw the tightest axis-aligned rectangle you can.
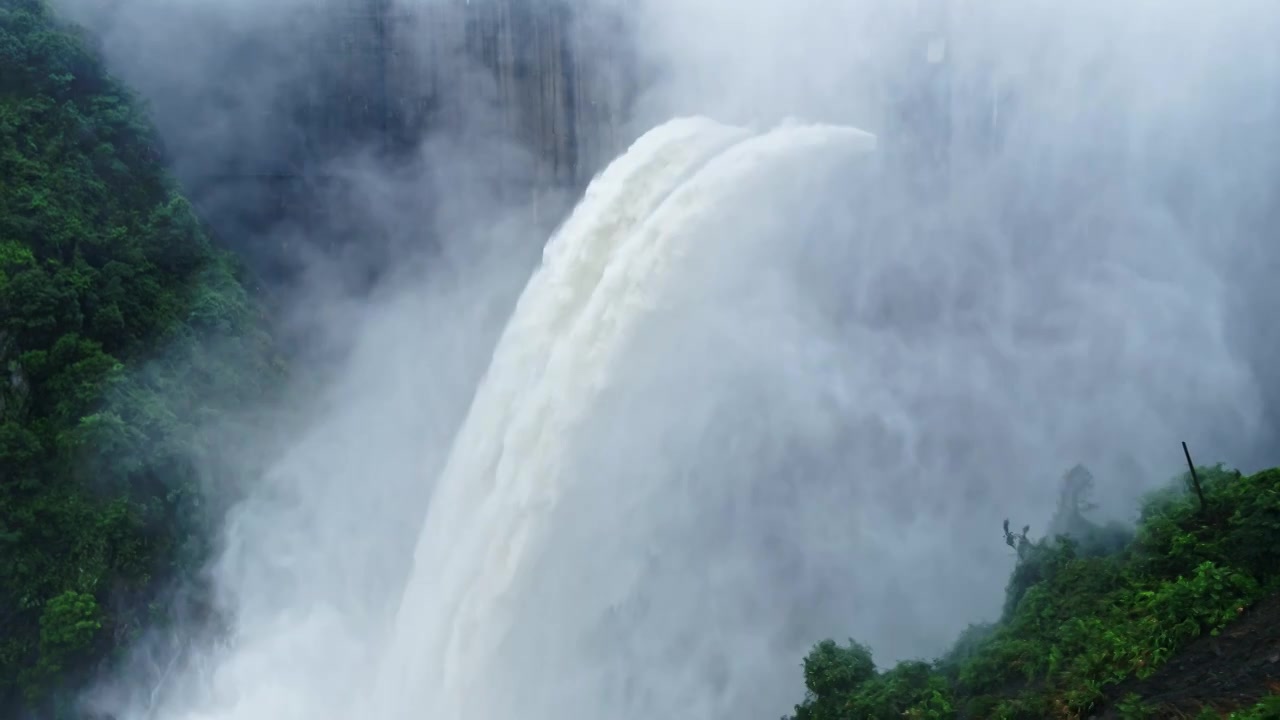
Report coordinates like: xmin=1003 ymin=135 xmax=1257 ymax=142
xmin=55 ymin=0 xmax=1280 ymax=719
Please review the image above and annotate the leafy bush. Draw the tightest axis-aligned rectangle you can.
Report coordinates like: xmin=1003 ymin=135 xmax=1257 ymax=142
xmin=792 ymin=640 xmax=954 ymax=720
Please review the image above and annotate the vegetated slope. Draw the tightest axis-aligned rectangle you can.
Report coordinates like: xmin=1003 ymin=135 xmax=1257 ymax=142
xmin=784 ymin=464 xmax=1280 ymax=720
xmin=0 ymin=1 xmax=283 ymax=715
xmin=1099 ymin=590 xmax=1280 ymax=718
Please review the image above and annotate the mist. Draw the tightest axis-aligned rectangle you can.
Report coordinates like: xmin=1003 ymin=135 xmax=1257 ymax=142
xmin=50 ymin=0 xmax=1280 ymax=718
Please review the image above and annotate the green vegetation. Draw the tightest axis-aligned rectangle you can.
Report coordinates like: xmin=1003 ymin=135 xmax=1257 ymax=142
xmin=1 ymin=0 xmax=282 ymax=714
xmin=786 ymin=464 xmax=1280 ymax=719
xmin=1227 ymin=696 xmax=1280 ymax=720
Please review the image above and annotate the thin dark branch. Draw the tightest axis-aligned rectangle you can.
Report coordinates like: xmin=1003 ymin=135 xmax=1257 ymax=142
xmin=1182 ymin=441 xmax=1207 ymax=515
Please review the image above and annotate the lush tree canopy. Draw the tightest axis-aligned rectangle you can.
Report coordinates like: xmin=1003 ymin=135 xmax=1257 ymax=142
xmin=1 ymin=1 xmax=282 ymax=714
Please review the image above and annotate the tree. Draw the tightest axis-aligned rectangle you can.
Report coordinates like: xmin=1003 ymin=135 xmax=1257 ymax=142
xmin=0 ymin=1 xmax=282 ymax=711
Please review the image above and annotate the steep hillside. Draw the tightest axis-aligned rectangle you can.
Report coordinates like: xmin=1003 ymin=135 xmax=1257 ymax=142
xmin=1099 ymin=591 xmax=1280 ymax=718
xmin=0 ymin=0 xmax=282 ymax=714
xmin=784 ymin=464 xmax=1280 ymax=719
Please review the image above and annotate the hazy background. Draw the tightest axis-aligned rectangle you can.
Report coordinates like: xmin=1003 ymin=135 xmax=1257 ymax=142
xmin=48 ymin=0 xmax=1280 ymax=718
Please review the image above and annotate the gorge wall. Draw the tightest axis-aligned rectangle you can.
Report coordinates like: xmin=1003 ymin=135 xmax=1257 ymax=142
xmin=260 ymin=0 xmax=638 ymax=281
xmin=58 ymin=0 xmax=638 ymax=285
xmin=295 ymin=0 xmax=635 ymax=195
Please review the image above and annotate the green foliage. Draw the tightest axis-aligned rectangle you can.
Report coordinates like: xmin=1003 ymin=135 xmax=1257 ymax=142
xmin=792 ymin=641 xmax=954 ymax=720
xmin=794 ymin=640 xmax=877 ymax=720
xmin=787 ymin=464 xmax=1280 ymax=720
xmin=1135 ymin=465 xmax=1280 ymax=584
xmin=0 ymin=1 xmax=282 ymax=713
xmin=30 ymin=591 xmax=102 ymax=692
xmin=1113 ymin=692 xmax=1157 ymax=719
xmin=1227 ymin=695 xmax=1280 ymax=719
xmin=842 ymin=662 xmax=955 ymax=720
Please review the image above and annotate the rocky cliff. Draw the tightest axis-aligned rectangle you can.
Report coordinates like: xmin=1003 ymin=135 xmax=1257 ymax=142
xmin=303 ymin=0 xmax=634 ymax=190
xmin=441 ymin=0 xmax=633 ymax=191
xmin=58 ymin=0 xmax=637 ymax=282
xmin=311 ymin=0 xmax=637 ymax=274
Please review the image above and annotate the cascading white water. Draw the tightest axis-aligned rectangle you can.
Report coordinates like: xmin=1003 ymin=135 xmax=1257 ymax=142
xmin=371 ymin=117 xmax=877 ymax=720
xmin=101 ymin=114 xmax=878 ymax=720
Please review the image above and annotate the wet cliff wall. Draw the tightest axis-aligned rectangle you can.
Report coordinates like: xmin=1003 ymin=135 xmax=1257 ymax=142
xmin=267 ymin=0 xmax=637 ymax=281
xmin=305 ymin=0 xmax=633 ymax=190
xmin=56 ymin=0 xmax=637 ymax=284
xmin=441 ymin=0 xmax=633 ymax=191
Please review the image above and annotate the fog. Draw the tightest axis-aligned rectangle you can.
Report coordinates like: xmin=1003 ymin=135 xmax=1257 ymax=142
xmin=49 ymin=0 xmax=1280 ymax=718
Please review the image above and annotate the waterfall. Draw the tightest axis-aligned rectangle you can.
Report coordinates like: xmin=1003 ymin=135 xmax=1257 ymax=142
xmin=110 ymin=109 xmax=1266 ymax=720
xmin=371 ymin=117 xmax=877 ymax=720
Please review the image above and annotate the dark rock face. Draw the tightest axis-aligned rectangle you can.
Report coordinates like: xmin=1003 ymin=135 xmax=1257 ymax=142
xmin=270 ymin=0 xmax=635 ymax=281
xmin=62 ymin=0 xmax=637 ymax=285
xmin=376 ymin=0 xmax=636 ymax=218
xmin=302 ymin=0 xmax=634 ymax=189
